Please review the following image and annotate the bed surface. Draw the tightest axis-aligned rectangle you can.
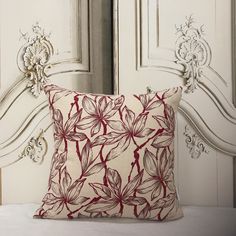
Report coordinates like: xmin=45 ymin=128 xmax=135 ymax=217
xmin=0 ymin=204 xmax=235 ymax=236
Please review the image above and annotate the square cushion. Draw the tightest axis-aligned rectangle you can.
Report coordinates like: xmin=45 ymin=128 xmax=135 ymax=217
xmin=35 ymin=84 xmax=183 ymax=221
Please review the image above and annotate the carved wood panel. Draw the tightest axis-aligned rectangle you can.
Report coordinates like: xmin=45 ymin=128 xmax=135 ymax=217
xmin=0 ymin=0 xmax=112 ymax=168
xmin=0 ymin=0 xmax=113 ymax=204
xmin=115 ymin=0 xmax=235 ymax=207
xmin=134 ymin=0 xmax=236 ymax=155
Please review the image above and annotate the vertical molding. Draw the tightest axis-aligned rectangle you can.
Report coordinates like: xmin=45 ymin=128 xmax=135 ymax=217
xmin=113 ymin=0 xmax=119 ymax=95
xmin=232 ymin=0 xmax=236 ymax=208
xmin=76 ymin=0 xmax=82 ymax=62
xmin=0 ymin=0 xmax=1 ymax=90
xmin=234 ymin=158 xmax=236 ymax=208
xmin=156 ymin=0 xmax=160 ymax=48
xmin=0 ymin=168 xmax=2 ymax=205
xmin=232 ymin=0 xmax=236 ymax=107
xmin=175 ymin=113 xmax=180 ymax=197
xmin=101 ymin=0 xmax=113 ymax=94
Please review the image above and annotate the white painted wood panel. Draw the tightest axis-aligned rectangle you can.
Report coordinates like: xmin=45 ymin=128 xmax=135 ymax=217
xmin=0 ymin=0 xmax=113 ymax=204
xmin=115 ymin=0 xmax=235 ymax=207
xmin=0 ymin=0 xmax=88 ymax=91
xmin=2 ymin=127 xmax=54 ymax=204
xmin=177 ymin=115 xmax=234 ymax=207
xmin=139 ymin=0 xmax=232 ymax=100
xmin=217 ymin=153 xmax=234 ymax=207
xmin=0 ymin=0 xmax=235 ymax=208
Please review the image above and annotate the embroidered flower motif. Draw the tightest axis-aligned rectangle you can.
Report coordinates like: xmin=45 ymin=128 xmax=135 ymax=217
xmin=85 ymin=168 xmax=145 ymax=215
xmin=79 ymin=141 xmax=105 ymax=177
xmin=135 ymin=93 xmax=162 ymax=111
xmin=48 ymin=151 xmax=67 ymax=188
xmin=151 ymin=104 xmax=175 ymax=148
xmin=137 ymin=149 xmax=175 ymax=201
xmin=53 ymin=109 xmax=87 ymax=150
xmin=94 ymin=106 xmax=154 ymax=161
xmin=78 ymin=96 xmax=124 ymax=137
xmin=41 ymin=167 xmax=88 ymax=216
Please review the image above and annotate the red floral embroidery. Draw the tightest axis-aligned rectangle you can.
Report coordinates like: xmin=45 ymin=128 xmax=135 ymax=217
xmin=35 ymin=85 xmax=183 ymax=221
xmin=40 ymin=167 xmax=88 ymax=217
xmin=78 ymin=96 xmax=124 ymax=136
xmin=93 ymin=106 xmax=154 ymax=161
xmin=138 ymin=149 xmax=175 ymax=200
xmin=53 ymin=109 xmax=86 ymax=150
xmin=151 ymin=104 xmax=175 ymax=148
xmin=85 ymin=168 xmax=145 ymax=215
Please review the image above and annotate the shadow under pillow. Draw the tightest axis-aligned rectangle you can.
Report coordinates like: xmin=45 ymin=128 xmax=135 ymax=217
xmin=34 ymin=84 xmax=183 ymax=221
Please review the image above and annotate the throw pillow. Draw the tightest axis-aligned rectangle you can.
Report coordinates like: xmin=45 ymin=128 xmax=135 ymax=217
xmin=34 ymin=84 xmax=183 ymax=221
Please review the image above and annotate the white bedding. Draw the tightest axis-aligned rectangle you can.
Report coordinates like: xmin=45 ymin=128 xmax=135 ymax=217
xmin=0 ymin=204 xmax=235 ymax=236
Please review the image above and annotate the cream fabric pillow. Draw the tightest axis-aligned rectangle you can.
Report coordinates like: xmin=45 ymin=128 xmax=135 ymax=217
xmin=35 ymin=84 xmax=183 ymax=221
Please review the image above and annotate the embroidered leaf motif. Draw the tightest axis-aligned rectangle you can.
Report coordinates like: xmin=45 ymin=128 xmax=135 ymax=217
xmin=85 ymin=200 xmax=118 ymax=213
xmin=151 ymin=193 xmax=176 ymax=210
xmin=81 ymin=141 xmax=94 ymax=174
xmin=107 ymin=168 xmax=122 ymax=192
xmin=138 ymin=203 xmax=151 ymax=219
xmin=53 ymin=109 xmax=84 ymax=149
xmin=84 ymin=162 xmax=105 ymax=177
xmin=43 ymin=167 xmax=88 ymax=216
xmin=152 ymin=104 xmax=175 ymax=148
xmin=138 ymin=149 xmax=175 ymax=200
xmin=85 ymin=168 xmax=144 ymax=215
xmin=104 ymin=106 xmax=154 ymax=161
xmin=49 ymin=151 xmax=67 ymax=187
xmin=122 ymin=170 xmax=144 ymax=198
xmin=106 ymin=135 xmax=131 ymax=161
xmin=78 ymin=95 xmax=124 ymax=136
xmin=89 ymin=183 xmax=112 ymax=199
xmin=135 ymin=93 xmax=162 ymax=111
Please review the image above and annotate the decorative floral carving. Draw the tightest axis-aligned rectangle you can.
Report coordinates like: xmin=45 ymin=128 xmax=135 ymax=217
xmin=175 ymin=16 xmax=212 ymax=93
xmin=18 ymin=23 xmax=54 ymax=97
xmin=183 ymin=125 xmax=209 ymax=159
xmin=19 ymin=130 xmax=48 ymax=164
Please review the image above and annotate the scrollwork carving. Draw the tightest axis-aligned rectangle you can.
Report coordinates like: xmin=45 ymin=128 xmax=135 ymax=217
xmin=175 ymin=16 xmax=212 ymax=93
xmin=183 ymin=125 xmax=209 ymax=159
xmin=19 ymin=130 xmax=48 ymax=164
xmin=18 ymin=22 xmax=54 ymax=97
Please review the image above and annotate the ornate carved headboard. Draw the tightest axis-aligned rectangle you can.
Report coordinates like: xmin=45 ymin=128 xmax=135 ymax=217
xmin=0 ymin=0 xmax=113 ymax=204
xmin=0 ymin=0 xmax=235 ymax=208
xmin=113 ymin=0 xmax=236 ymax=207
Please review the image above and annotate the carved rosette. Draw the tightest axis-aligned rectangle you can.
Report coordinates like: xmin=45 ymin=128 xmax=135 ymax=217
xmin=175 ymin=16 xmax=212 ymax=93
xmin=18 ymin=23 xmax=54 ymax=97
xmin=19 ymin=130 xmax=48 ymax=164
xmin=183 ymin=125 xmax=209 ymax=159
